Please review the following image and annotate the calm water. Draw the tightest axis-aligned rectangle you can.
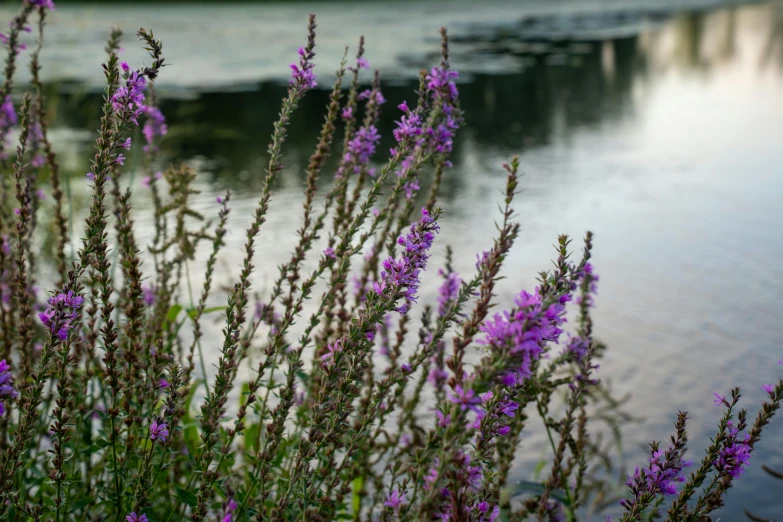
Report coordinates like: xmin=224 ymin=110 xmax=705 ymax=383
xmin=5 ymin=0 xmax=783 ymax=518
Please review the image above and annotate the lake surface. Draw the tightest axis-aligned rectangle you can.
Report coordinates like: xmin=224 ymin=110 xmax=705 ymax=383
xmin=4 ymin=0 xmax=783 ymax=518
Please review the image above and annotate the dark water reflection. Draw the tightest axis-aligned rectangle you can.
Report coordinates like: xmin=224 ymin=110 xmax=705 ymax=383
xmin=24 ymin=2 xmax=783 ymax=519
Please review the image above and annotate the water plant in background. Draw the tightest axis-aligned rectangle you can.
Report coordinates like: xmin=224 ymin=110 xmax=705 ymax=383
xmin=0 ymin=1 xmax=779 ymax=521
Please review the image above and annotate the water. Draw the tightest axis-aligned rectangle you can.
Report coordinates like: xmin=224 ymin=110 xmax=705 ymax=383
xmin=5 ymin=0 xmax=783 ymax=519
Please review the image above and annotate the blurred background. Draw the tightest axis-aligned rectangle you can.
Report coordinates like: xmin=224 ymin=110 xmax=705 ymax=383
xmin=3 ymin=0 xmax=783 ymax=518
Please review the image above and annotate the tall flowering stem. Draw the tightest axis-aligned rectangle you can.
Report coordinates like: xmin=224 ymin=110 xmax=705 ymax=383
xmin=189 ymin=16 xmax=318 ymax=522
xmin=30 ymin=6 xmax=68 ymax=284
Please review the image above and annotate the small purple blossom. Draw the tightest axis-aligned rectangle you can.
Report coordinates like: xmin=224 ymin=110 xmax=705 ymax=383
xmin=448 ymin=385 xmax=482 ymax=413
xmin=323 ymin=247 xmax=335 ymax=259
xmin=401 ymin=363 xmax=412 ymax=373
xmin=125 ymin=513 xmax=148 ymax=522
xmin=763 ymin=384 xmax=775 ymax=395
xmin=435 ymin=409 xmax=451 ymax=427
xmin=142 ymin=106 xmax=167 ymax=151
xmin=149 ymin=420 xmax=169 ymax=442
xmin=142 ymin=284 xmax=157 ymax=306
xmin=321 ymin=339 xmax=343 ymax=368
xmin=713 ymin=393 xmax=727 ymax=407
xmin=383 ymin=489 xmax=406 ymax=511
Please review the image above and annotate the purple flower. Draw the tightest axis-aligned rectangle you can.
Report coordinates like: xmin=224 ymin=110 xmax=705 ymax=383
xmin=39 ymin=292 xmax=84 ymax=341
xmin=28 ymin=0 xmax=56 ymax=10
xmin=401 ymin=363 xmax=412 ymax=373
xmin=475 ymin=250 xmax=490 ymax=270
xmin=763 ymin=384 xmax=775 ymax=395
xmin=125 ymin=513 xmax=148 ymax=522
xmin=393 ymin=109 xmax=422 ymax=143
xmin=478 ymin=288 xmax=567 ymax=384
xmin=149 ymin=420 xmax=169 ymax=442
xmin=289 ymin=46 xmax=317 ymax=90
xmin=121 ymin=137 xmax=132 ymax=150
xmin=358 ymin=88 xmax=385 ymax=105
xmin=625 ymin=448 xmax=688 ymax=499
xmin=428 ymin=367 xmax=448 ymax=388
xmin=142 ymin=284 xmax=157 ymax=306
xmin=448 ymin=385 xmax=482 ymax=413
xmin=159 ymin=379 xmax=170 ymax=389
xmin=456 ymin=450 xmax=483 ymax=491
xmin=435 ymin=409 xmax=451 ymax=427
xmin=437 ymin=269 xmax=461 ymax=317
xmin=323 ymin=247 xmax=335 ymax=259
xmin=341 ymin=106 xmax=353 ymax=121
xmin=714 ymin=421 xmax=752 ymax=478
xmin=111 ymin=70 xmax=147 ymax=125
xmin=86 ymin=172 xmax=95 ymax=181
xmin=426 ymin=66 xmax=459 ymax=101
xmin=142 ymin=106 xmax=167 ymax=151
xmin=0 ymin=360 xmax=17 ymax=402
xmin=715 ymin=439 xmax=751 ymax=477
xmin=498 ymin=400 xmax=519 ymax=417
xmin=31 ymin=155 xmax=45 ymax=168
xmin=356 ymin=56 xmax=370 ymax=70
xmin=383 ymin=489 xmax=406 ymax=511
xmin=713 ymin=393 xmax=727 ymax=407
xmin=373 ymin=208 xmax=439 ymax=312
xmin=321 ymin=339 xmax=343 ymax=368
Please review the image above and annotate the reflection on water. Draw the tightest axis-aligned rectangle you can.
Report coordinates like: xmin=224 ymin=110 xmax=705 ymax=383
xmin=16 ymin=2 xmax=783 ymax=519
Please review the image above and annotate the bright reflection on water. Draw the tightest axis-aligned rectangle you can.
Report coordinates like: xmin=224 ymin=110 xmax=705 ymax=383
xmin=7 ymin=1 xmax=783 ymax=518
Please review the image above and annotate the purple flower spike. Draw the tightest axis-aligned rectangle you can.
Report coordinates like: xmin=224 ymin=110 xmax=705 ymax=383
xmin=289 ymin=46 xmax=317 ymax=90
xmin=373 ymin=208 xmax=440 ymax=312
xmin=0 ymin=360 xmax=17 ymax=403
xmin=436 ymin=269 xmax=461 ymax=317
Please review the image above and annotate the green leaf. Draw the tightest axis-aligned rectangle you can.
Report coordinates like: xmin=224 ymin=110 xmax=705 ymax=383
xmin=505 ymin=480 xmax=571 ymax=507
xmin=167 ymin=304 xmax=183 ymax=323
xmin=352 ymin=476 xmax=364 ymax=514
xmin=187 ymin=306 xmax=226 ymax=320
xmin=176 ymin=487 xmax=198 ymax=507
